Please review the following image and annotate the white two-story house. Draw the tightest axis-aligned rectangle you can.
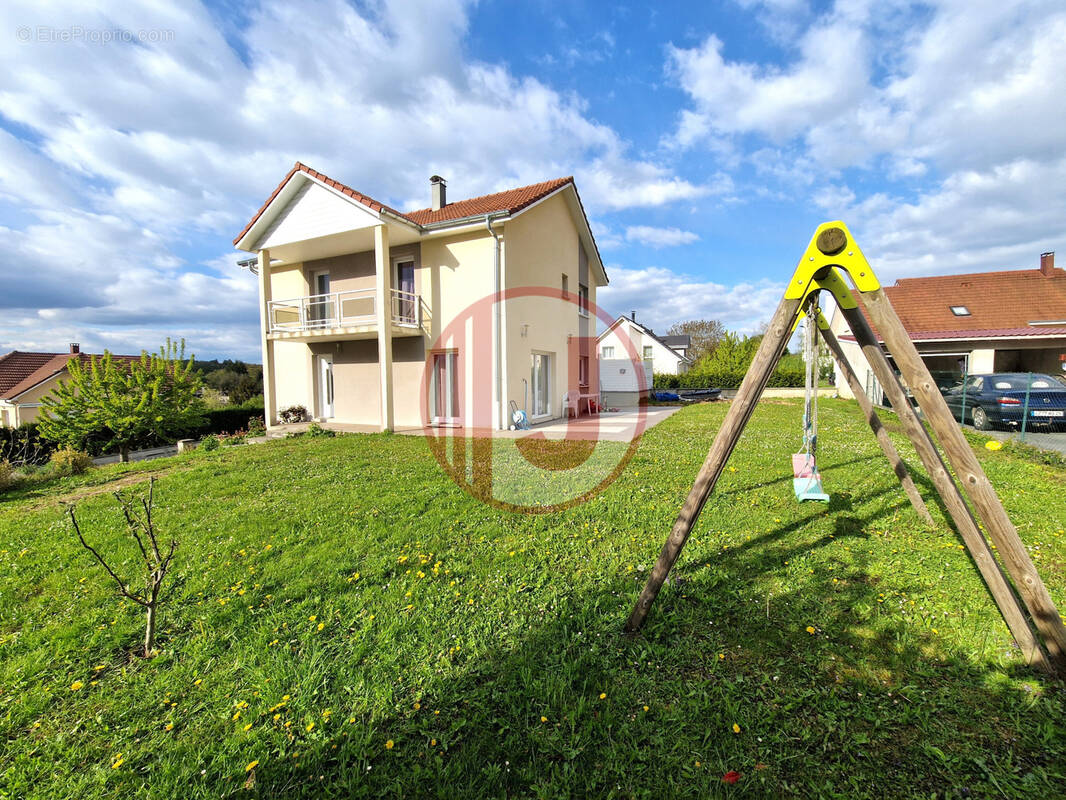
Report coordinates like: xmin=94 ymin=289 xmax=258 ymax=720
xmin=234 ymin=163 xmax=608 ymax=431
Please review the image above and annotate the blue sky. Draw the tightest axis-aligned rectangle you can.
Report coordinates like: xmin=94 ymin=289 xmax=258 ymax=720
xmin=2 ymin=0 xmax=1064 ymax=360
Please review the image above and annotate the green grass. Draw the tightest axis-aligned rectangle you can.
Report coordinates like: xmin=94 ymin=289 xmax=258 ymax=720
xmin=2 ymin=399 xmax=1065 ymax=798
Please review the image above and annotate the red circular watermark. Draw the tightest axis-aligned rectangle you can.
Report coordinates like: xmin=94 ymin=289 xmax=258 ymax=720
xmin=419 ymin=286 xmax=650 ymax=513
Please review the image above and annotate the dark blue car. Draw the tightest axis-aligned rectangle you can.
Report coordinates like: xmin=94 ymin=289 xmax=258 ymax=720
xmin=941 ymin=373 xmax=1066 ymax=431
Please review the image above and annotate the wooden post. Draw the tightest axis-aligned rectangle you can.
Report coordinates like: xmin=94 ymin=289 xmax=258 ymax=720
xmin=839 ymin=305 xmax=1049 ymax=672
xmin=857 ymin=289 xmax=1066 ymax=670
xmin=625 ymin=293 xmax=804 ymax=632
xmin=820 ymin=324 xmax=934 ymax=526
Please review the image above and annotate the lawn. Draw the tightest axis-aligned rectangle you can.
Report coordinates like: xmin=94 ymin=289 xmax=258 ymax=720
xmin=1 ymin=399 xmax=1064 ymax=798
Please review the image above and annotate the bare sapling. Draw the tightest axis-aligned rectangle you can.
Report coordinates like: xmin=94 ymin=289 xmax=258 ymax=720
xmin=67 ymin=478 xmax=178 ymax=657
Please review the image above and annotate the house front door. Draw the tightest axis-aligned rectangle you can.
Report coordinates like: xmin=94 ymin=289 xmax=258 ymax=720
xmin=316 ymin=354 xmax=334 ymax=420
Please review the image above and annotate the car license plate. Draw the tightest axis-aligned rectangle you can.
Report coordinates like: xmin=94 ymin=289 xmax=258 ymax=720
xmin=1031 ymin=410 xmax=1064 ymax=417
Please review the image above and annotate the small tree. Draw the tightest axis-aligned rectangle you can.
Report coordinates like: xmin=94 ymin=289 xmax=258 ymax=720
xmin=667 ymin=319 xmax=726 ymax=364
xmin=67 ymin=478 xmax=177 ymax=657
xmin=39 ymin=339 xmax=204 ymax=462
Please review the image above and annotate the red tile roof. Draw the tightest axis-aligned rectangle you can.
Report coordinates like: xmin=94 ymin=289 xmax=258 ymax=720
xmin=845 ymin=261 xmax=1066 ymax=343
xmin=233 ymin=163 xmax=575 ymax=245
xmin=233 ymin=162 xmax=409 ymax=247
xmin=0 ymin=351 xmax=141 ymax=401
xmin=404 ymin=177 xmax=573 ymax=225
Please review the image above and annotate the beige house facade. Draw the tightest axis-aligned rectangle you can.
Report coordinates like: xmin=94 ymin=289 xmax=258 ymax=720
xmin=235 ymin=164 xmax=607 ymax=431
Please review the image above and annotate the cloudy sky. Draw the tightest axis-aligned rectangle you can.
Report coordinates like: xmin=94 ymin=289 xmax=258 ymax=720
xmin=2 ymin=0 xmax=1064 ymax=360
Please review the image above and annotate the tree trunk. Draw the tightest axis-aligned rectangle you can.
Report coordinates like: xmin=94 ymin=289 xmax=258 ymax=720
xmin=120 ymin=445 xmax=130 ymax=463
xmin=144 ymin=602 xmax=157 ymax=657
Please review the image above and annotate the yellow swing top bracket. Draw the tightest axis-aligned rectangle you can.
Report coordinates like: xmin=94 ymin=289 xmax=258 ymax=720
xmin=794 ymin=305 xmax=832 ymax=333
xmin=784 ymin=221 xmax=881 ymax=309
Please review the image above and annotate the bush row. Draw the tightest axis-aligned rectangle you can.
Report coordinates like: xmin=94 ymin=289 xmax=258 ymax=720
xmin=187 ymin=401 xmax=265 ymax=438
xmin=653 ymin=367 xmax=806 ymax=390
xmin=0 ymin=423 xmax=56 ymax=466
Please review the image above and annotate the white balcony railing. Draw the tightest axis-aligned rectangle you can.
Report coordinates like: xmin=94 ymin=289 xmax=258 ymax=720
xmin=268 ymin=288 xmax=421 ymax=334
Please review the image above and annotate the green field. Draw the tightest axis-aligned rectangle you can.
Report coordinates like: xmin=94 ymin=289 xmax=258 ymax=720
xmin=2 ymin=399 xmax=1064 ymax=798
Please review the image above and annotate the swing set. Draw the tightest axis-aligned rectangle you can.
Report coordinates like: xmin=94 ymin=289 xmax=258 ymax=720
xmin=625 ymin=222 xmax=1066 ymax=676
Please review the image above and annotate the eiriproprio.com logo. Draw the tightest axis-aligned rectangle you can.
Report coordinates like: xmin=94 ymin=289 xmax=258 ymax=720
xmin=419 ymin=287 xmax=649 ymax=514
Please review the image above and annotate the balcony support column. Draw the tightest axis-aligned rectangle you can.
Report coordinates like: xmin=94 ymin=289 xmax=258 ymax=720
xmin=374 ymin=224 xmax=394 ymax=431
xmin=257 ymin=248 xmax=278 ymax=428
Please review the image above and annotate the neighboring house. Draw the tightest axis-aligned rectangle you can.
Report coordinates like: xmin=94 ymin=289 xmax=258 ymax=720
xmin=599 ymin=359 xmax=653 ymax=408
xmin=830 ymin=252 xmax=1066 ymax=402
xmin=0 ymin=345 xmax=140 ymax=427
xmin=234 ymin=163 xmax=607 ymax=431
xmin=597 ymin=314 xmax=692 ymax=376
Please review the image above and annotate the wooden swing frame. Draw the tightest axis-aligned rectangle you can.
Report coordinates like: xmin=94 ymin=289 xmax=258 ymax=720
xmin=624 ymin=222 xmax=1066 ymax=675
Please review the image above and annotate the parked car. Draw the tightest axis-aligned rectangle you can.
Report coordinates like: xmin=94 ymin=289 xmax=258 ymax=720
xmin=940 ymin=373 xmax=1066 ymax=430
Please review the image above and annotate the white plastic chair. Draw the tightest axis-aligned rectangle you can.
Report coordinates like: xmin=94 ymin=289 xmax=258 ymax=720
xmin=562 ymin=391 xmax=579 ymax=418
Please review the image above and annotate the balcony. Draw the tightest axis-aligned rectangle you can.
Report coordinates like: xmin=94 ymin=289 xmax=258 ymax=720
xmin=267 ymin=288 xmax=428 ymax=341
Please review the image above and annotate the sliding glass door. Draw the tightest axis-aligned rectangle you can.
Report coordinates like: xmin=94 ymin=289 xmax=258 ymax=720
xmin=431 ymin=351 xmax=460 ymax=424
xmin=531 ymin=353 xmax=552 ymax=417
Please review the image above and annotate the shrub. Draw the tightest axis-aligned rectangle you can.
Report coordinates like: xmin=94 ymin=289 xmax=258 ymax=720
xmin=279 ymin=405 xmax=308 ymax=424
xmin=246 ymin=416 xmax=266 ymax=436
xmin=222 ymin=433 xmax=246 ymax=446
xmin=50 ymin=448 xmax=94 ymax=476
xmin=0 ymin=460 xmax=13 ymax=490
xmin=199 ymin=434 xmax=221 ymax=452
xmin=0 ymin=422 xmax=55 ymax=466
xmin=306 ymin=422 xmax=334 ymax=438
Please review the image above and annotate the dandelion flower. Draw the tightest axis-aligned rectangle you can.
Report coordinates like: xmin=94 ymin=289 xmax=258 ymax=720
xmin=643 ymin=705 xmax=650 ymax=712
xmin=430 ymin=738 xmax=437 ymax=746
xmin=540 ymin=716 xmax=548 ymax=723
xmin=70 ymin=681 xmax=84 ymax=691
xmin=306 ymin=722 xmax=315 ymax=733
xmin=599 ymin=693 xmax=607 ymax=700
xmin=316 ymin=623 xmax=324 ymax=631
xmin=111 ymin=754 xmax=124 ymax=769
xmin=245 ymin=760 xmax=259 ymax=772
xmin=243 ymin=723 xmax=253 ymax=731
xmin=732 ymin=723 xmax=741 ymax=734
xmin=165 ymin=723 xmax=174 ymax=731
xmin=413 ymin=702 xmax=421 ymax=710
xmin=385 ymin=739 xmax=394 ymax=750
xmin=806 ymin=626 xmax=816 ymax=634
xmin=985 ymin=440 xmax=1002 ymax=451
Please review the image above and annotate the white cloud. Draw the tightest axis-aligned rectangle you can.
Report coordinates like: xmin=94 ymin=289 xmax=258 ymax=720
xmin=0 ymin=0 xmax=709 ymax=357
xmin=624 ymin=225 xmax=699 ymax=248
xmin=598 ymin=265 xmax=785 ymax=335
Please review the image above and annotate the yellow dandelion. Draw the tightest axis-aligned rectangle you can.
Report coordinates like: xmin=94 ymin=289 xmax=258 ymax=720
xmin=93 ymin=664 xmax=106 ymax=671
xmin=806 ymin=626 xmax=816 ymax=634
xmin=599 ymin=692 xmax=607 ymax=700
xmin=194 ymin=679 xmax=202 ymax=686
xmin=245 ymin=760 xmax=259 ymax=772
xmin=985 ymin=440 xmax=1003 ymax=451
xmin=165 ymin=722 xmax=174 ymax=732
xmin=316 ymin=622 xmax=324 ymax=631
xmin=732 ymin=723 xmax=741 ymax=734
xmin=385 ymin=739 xmax=395 ymax=750
xmin=430 ymin=738 xmax=437 ymax=746
xmin=70 ymin=681 xmax=84 ymax=691
xmin=111 ymin=754 xmax=124 ymax=769
xmin=643 ymin=705 xmax=650 ymax=712
xmin=540 ymin=716 xmax=548 ymax=723
xmin=306 ymin=722 xmax=315 ymax=733
xmin=718 ymin=653 xmax=725 ymax=660
xmin=309 ymin=615 xmax=317 ymax=622
xmin=243 ymin=723 xmax=253 ymax=731
xmin=413 ymin=702 xmax=421 ymax=710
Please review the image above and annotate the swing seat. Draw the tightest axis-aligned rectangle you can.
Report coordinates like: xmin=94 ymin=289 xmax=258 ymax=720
xmin=793 ymin=474 xmax=830 ymax=503
xmin=792 ymin=452 xmax=816 ymax=478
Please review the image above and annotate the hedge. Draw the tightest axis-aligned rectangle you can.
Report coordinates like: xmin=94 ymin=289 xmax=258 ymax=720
xmin=0 ymin=422 xmax=56 ymax=466
xmin=653 ymin=367 xmax=806 ymax=390
xmin=187 ymin=401 xmax=265 ymax=438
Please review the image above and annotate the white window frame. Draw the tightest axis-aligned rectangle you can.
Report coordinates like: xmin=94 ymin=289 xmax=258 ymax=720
xmin=578 ymin=283 xmax=589 ymax=318
xmin=601 ymin=345 xmax=615 ymax=358
xmin=530 ymin=351 xmax=553 ymax=419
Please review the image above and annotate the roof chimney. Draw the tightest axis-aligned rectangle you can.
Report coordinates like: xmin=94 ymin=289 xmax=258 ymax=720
xmin=69 ymin=342 xmax=80 ymax=354
xmin=430 ymin=175 xmax=447 ymax=211
xmin=1040 ymin=251 xmax=1055 ymax=276
xmin=631 ymin=310 xmax=637 ymax=322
